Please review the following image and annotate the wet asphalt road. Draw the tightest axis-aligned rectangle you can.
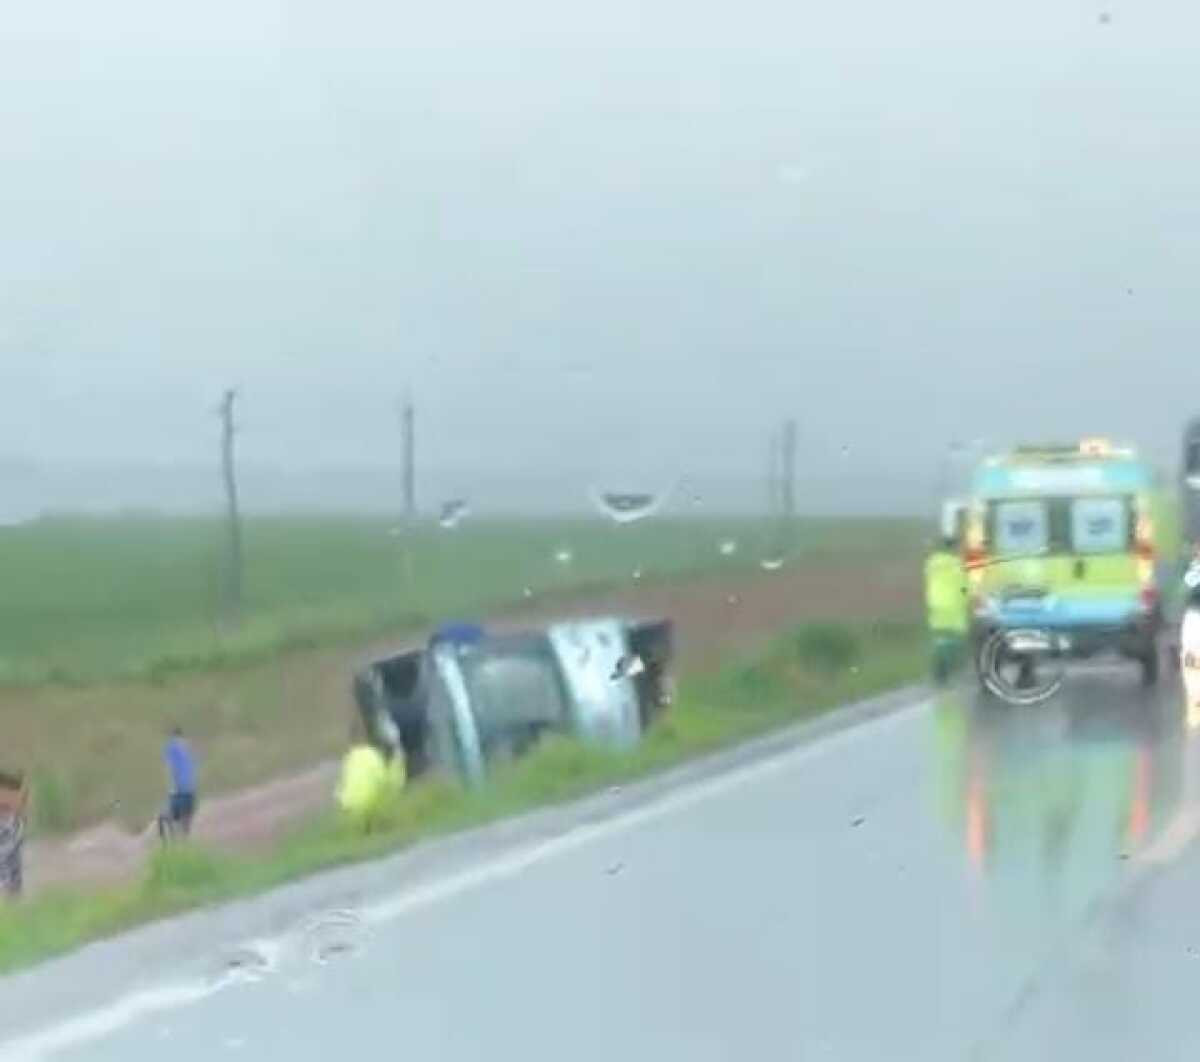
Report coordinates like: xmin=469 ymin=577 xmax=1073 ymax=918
xmin=5 ymin=667 xmax=1200 ymax=1061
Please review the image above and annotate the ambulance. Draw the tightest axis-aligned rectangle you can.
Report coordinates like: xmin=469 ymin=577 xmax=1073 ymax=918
xmin=965 ymin=439 xmax=1162 ymax=686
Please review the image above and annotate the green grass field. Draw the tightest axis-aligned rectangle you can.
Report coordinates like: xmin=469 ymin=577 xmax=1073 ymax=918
xmin=0 ymin=515 xmax=925 ymax=685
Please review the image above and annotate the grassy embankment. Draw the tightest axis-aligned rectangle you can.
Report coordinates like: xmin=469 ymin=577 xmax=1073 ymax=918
xmin=0 ymin=617 xmax=924 ymax=975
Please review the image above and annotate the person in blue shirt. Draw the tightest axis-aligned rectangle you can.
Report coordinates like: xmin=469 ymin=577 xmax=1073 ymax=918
xmin=158 ymin=726 xmax=197 ymax=841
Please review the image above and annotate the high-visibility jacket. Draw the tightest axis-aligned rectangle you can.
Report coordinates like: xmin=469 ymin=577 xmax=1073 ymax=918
xmin=336 ymin=746 xmax=405 ymax=825
xmin=925 ymin=550 xmax=968 ymax=634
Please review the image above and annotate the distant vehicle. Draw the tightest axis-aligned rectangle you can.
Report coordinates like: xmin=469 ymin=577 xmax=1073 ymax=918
xmin=1181 ymin=417 xmax=1200 ymax=548
xmin=964 ymin=439 xmax=1162 ymax=687
xmin=352 ymin=618 xmax=674 ymax=786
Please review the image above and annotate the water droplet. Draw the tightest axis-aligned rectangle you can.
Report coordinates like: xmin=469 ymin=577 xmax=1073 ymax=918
xmin=605 ymin=861 xmax=626 ymax=876
xmin=212 ymin=945 xmax=275 ymax=987
xmin=305 ymin=908 xmax=365 ymax=965
xmin=840 ymin=444 xmax=851 ymax=458
xmin=726 ymin=594 xmax=740 ymax=606
xmin=522 ymin=586 xmax=533 ymax=598
xmin=225 ymin=1037 xmax=247 ymax=1051
xmin=554 ymin=547 xmax=573 ymax=565
xmin=1098 ymin=10 xmax=1112 ymax=24
xmin=691 ymin=493 xmax=703 ymax=507
xmin=719 ymin=539 xmax=738 ymax=556
xmin=632 ymin=567 xmax=642 ymax=581
xmin=760 ymin=556 xmax=784 ymax=571
xmin=590 ymin=487 xmax=666 ymax=524
xmin=438 ymin=499 xmax=470 ymax=529
xmin=851 ymin=816 xmax=866 ymax=828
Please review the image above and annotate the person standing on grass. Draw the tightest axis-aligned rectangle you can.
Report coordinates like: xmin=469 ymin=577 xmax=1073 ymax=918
xmin=0 ymin=769 xmax=29 ymax=899
xmin=158 ymin=726 xmax=197 ymax=841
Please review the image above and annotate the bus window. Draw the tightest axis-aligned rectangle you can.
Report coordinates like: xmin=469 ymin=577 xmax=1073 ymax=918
xmin=1070 ymin=497 xmax=1128 ymax=554
xmin=990 ymin=500 xmax=1048 ymax=556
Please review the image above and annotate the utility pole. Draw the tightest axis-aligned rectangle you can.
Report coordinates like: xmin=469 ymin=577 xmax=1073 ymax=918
xmin=218 ymin=389 xmax=243 ymax=626
xmin=766 ymin=428 xmax=781 ymax=520
xmin=401 ymin=392 xmax=416 ymax=521
xmin=781 ymin=417 xmax=798 ymax=549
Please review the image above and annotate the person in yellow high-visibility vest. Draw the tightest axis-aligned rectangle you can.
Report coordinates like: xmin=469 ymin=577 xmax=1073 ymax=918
xmin=925 ymin=535 xmax=969 ymax=683
xmin=336 ymin=714 xmax=405 ymax=833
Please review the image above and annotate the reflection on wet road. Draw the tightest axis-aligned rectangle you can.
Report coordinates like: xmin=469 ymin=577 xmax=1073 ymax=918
xmin=8 ymin=669 xmax=1200 ymax=1060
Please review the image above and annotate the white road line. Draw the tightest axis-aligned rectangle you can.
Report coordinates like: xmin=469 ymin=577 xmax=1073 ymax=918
xmin=0 ymin=699 xmax=927 ymax=1062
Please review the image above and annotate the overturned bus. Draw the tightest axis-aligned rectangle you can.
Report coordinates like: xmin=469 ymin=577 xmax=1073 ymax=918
xmin=351 ymin=618 xmax=675 ymax=787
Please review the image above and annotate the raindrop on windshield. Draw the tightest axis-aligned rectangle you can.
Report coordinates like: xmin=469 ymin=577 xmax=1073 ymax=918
xmin=589 ymin=487 xmax=667 ymax=524
xmin=305 ymin=908 xmax=365 ymax=965
xmin=632 ymin=567 xmax=642 ymax=581
xmin=211 ymin=944 xmax=275 ymax=987
xmin=839 ymin=444 xmax=851 ymax=458
xmin=438 ymin=499 xmax=470 ymax=530
xmin=554 ymin=547 xmax=573 ymax=565
xmin=760 ymin=556 xmax=784 ymax=571
xmin=719 ymin=539 xmax=738 ymax=556
xmin=522 ymin=586 xmax=533 ymax=598
xmin=1098 ymin=10 xmax=1112 ymax=23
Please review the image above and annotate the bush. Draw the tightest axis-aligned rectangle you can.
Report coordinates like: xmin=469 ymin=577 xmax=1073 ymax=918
xmin=792 ymin=624 xmax=861 ymax=674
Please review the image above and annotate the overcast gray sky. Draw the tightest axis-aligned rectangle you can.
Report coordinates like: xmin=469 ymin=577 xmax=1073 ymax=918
xmin=1 ymin=0 xmax=1197 ymax=511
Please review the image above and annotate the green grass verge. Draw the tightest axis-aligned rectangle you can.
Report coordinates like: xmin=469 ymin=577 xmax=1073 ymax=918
xmin=0 ymin=619 xmax=924 ymax=976
xmin=0 ymin=515 xmax=923 ymax=686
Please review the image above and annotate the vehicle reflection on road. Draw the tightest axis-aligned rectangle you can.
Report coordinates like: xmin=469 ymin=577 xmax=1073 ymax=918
xmin=928 ymin=672 xmax=1194 ymax=928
